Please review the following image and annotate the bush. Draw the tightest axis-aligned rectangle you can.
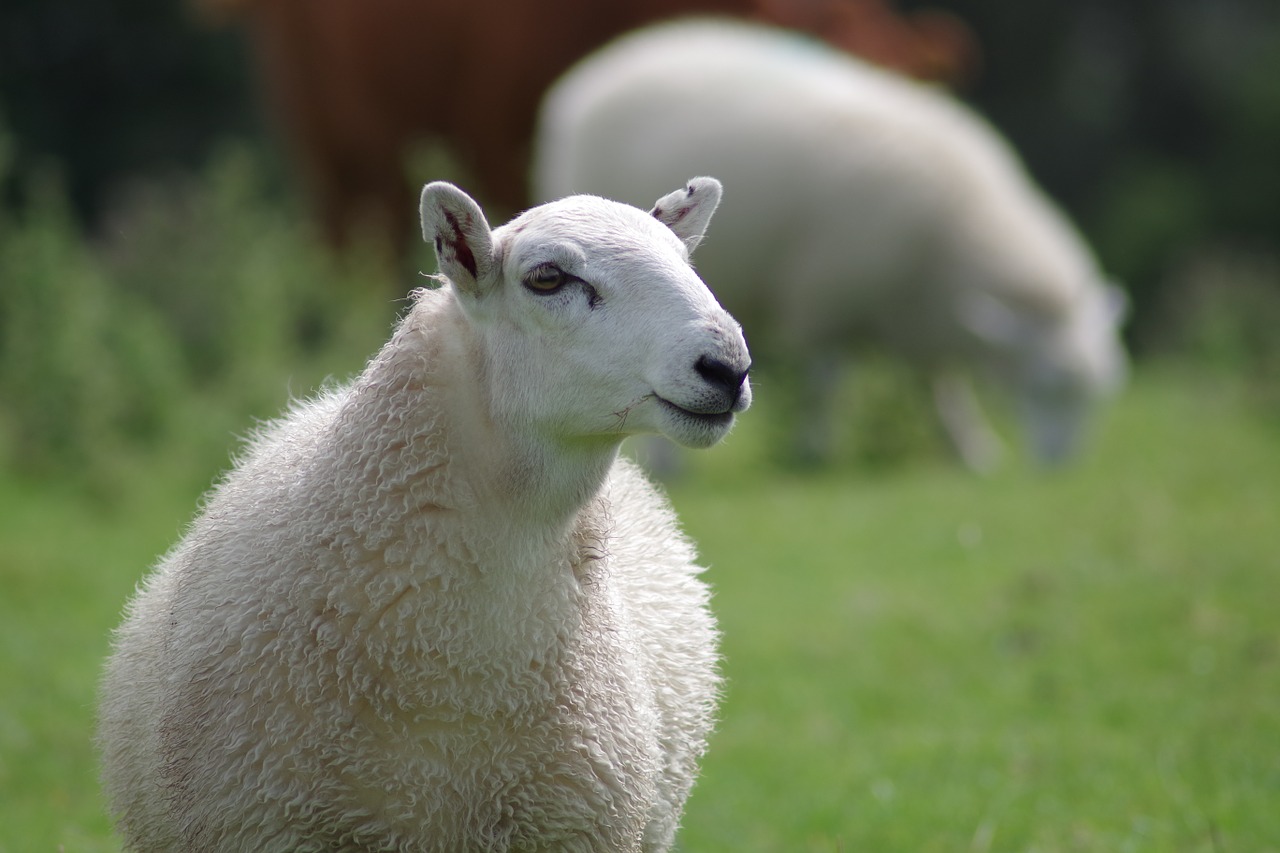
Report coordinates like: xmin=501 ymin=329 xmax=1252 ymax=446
xmin=1148 ymin=244 xmax=1280 ymax=416
xmin=0 ymin=168 xmax=184 ymax=481
xmin=0 ymin=143 xmax=398 ymax=490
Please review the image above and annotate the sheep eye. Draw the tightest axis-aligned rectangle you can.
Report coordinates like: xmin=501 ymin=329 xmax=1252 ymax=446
xmin=524 ymin=264 xmax=569 ymax=294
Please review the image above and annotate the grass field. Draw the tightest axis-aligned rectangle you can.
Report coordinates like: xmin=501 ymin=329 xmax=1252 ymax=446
xmin=1 ymin=362 xmax=1276 ymax=852
xmin=671 ymin=369 xmax=1280 ymax=851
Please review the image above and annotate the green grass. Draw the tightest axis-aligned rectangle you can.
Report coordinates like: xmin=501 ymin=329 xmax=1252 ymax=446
xmin=2 ymin=366 xmax=1277 ymax=851
xmin=670 ymin=369 xmax=1280 ymax=852
xmin=0 ymin=471 xmax=203 ymax=852
xmin=4 ymin=137 xmax=1278 ymax=850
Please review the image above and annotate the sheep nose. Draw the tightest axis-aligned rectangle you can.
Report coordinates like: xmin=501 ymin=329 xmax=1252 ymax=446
xmin=695 ymin=354 xmax=751 ymax=401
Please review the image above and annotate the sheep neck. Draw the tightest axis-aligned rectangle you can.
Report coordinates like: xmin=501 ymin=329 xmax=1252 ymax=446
xmin=344 ymin=293 xmax=621 ymax=677
xmin=424 ymin=298 xmax=622 ymax=534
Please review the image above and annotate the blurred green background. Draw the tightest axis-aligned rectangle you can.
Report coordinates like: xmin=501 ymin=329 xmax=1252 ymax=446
xmin=1 ymin=1 xmax=1277 ymax=850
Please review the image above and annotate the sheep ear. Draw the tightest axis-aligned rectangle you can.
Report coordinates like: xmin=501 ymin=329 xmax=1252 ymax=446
xmin=420 ymin=182 xmax=494 ymax=297
xmin=650 ymin=176 xmax=722 ymax=253
xmin=957 ymin=291 xmax=1033 ymax=352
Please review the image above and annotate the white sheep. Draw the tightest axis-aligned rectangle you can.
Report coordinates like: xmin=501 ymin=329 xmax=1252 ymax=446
xmin=534 ymin=18 xmax=1128 ymax=470
xmin=97 ymin=177 xmax=750 ymax=852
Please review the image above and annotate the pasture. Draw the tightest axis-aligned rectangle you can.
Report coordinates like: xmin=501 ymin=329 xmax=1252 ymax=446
xmin=2 ymin=0 xmax=1279 ymax=843
xmin=1 ymin=148 xmax=1277 ymax=851
xmin=1 ymin=365 xmax=1277 ymax=851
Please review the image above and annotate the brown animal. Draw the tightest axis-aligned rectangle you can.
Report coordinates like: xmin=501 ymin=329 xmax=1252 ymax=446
xmin=756 ymin=0 xmax=980 ymax=87
xmin=198 ymin=0 xmax=978 ymax=255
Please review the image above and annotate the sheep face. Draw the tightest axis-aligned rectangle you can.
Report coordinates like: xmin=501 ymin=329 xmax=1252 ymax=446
xmin=421 ymin=178 xmax=751 ymax=450
xmin=964 ymin=285 xmax=1129 ymax=464
xmin=1020 ymin=285 xmax=1129 ymax=463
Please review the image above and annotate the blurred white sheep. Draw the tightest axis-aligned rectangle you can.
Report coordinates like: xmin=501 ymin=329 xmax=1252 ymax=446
xmin=535 ymin=18 xmax=1128 ymax=470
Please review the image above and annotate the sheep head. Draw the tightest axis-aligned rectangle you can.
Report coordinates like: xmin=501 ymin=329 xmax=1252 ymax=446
xmin=420 ymin=178 xmax=751 ymax=451
xmin=960 ymin=284 xmax=1129 ymax=464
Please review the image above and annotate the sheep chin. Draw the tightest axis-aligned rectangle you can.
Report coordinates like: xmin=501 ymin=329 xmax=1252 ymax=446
xmin=655 ymin=399 xmax=737 ymax=449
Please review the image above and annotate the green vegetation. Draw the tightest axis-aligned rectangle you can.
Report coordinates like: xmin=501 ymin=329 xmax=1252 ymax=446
xmin=1 ymin=153 xmax=1276 ymax=851
xmin=0 ymin=146 xmax=403 ymax=493
xmin=671 ymin=370 xmax=1280 ymax=851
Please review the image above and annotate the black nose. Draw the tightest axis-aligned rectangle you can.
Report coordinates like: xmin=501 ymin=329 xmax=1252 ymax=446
xmin=695 ymin=354 xmax=750 ymax=397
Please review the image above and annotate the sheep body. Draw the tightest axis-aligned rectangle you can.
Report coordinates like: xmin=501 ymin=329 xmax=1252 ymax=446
xmin=535 ymin=19 xmax=1127 ymax=467
xmin=98 ymin=179 xmax=749 ymax=851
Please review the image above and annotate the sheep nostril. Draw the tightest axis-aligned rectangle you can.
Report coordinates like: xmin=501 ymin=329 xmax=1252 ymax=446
xmin=695 ymin=355 xmax=749 ymax=396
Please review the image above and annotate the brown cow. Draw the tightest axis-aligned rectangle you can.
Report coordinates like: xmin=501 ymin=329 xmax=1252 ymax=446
xmin=756 ymin=0 xmax=980 ymax=87
xmin=198 ymin=0 xmax=978 ymax=256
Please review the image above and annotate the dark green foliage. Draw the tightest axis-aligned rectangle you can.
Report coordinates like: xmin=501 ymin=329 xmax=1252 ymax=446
xmin=1150 ymin=246 xmax=1280 ymax=418
xmin=0 ymin=167 xmax=184 ymax=481
xmin=0 ymin=0 xmax=259 ymax=222
xmin=935 ymin=0 xmax=1280 ymax=343
xmin=0 ymin=145 xmax=399 ymax=490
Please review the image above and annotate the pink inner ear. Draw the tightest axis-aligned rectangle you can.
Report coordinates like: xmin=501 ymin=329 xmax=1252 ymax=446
xmin=442 ymin=209 xmax=478 ymax=279
xmin=650 ymin=203 xmax=692 ymax=224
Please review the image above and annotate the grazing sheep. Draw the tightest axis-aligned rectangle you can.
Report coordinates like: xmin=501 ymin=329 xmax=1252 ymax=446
xmin=534 ymin=18 xmax=1127 ymax=470
xmin=98 ymin=177 xmax=750 ymax=852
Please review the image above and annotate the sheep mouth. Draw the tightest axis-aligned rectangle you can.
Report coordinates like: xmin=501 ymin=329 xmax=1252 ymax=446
xmin=656 ymin=397 xmax=736 ymax=428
